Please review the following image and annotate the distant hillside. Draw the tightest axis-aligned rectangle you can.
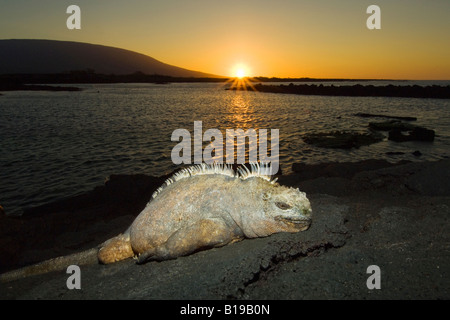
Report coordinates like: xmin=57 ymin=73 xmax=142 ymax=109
xmin=0 ymin=39 xmax=221 ymax=77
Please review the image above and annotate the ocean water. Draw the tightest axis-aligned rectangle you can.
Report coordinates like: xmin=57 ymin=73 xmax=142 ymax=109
xmin=1 ymin=82 xmax=449 ymax=215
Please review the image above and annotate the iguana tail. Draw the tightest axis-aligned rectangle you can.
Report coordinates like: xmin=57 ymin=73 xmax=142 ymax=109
xmin=0 ymin=248 xmax=98 ymax=283
xmin=0 ymin=231 xmax=134 ymax=283
xmin=97 ymin=231 xmax=134 ymax=264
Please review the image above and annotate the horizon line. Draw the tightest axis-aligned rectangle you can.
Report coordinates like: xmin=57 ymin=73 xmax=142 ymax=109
xmin=1 ymin=38 xmax=449 ymax=81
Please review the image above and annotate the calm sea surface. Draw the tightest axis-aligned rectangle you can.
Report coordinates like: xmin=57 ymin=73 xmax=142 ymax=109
xmin=1 ymin=81 xmax=449 ymax=215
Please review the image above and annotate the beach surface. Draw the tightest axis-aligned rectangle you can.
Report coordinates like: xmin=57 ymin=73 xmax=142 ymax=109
xmin=1 ymin=159 xmax=449 ymax=299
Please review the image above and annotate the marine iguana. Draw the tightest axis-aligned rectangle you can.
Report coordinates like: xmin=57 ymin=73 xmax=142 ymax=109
xmin=0 ymin=163 xmax=312 ymax=282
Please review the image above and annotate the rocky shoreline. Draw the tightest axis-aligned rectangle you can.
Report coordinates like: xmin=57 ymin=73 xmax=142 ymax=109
xmin=230 ymin=83 xmax=450 ymax=99
xmin=301 ymin=112 xmax=436 ymax=149
xmin=1 ymin=159 xmax=449 ymax=299
xmin=0 ymin=83 xmax=81 ymax=92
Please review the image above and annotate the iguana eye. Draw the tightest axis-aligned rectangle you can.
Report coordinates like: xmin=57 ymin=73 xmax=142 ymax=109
xmin=275 ymin=202 xmax=292 ymax=210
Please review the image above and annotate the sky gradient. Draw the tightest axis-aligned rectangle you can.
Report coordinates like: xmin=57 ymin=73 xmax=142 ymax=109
xmin=1 ymin=0 xmax=449 ymax=79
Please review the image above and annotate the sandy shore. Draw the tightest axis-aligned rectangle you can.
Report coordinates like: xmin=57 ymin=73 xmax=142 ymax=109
xmin=0 ymin=159 xmax=449 ymax=299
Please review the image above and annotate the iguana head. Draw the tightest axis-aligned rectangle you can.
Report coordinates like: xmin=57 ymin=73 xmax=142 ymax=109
xmin=262 ymin=183 xmax=312 ymax=233
xmin=237 ymin=176 xmax=312 ymax=238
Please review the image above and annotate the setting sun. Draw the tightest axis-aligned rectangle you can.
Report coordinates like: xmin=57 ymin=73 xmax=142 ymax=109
xmin=232 ymin=63 xmax=250 ymax=78
xmin=226 ymin=63 xmax=256 ymax=91
xmin=236 ymin=69 xmax=245 ymax=78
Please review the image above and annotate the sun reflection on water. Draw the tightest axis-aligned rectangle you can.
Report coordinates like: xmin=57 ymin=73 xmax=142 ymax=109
xmin=228 ymin=92 xmax=255 ymax=129
xmin=223 ymin=91 xmax=279 ymax=165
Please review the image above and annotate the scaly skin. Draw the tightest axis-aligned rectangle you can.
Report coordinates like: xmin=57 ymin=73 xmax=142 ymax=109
xmin=1 ymin=163 xmax=312 ymax=282
xmin=98 ymin=164 xmax=312 ymax=264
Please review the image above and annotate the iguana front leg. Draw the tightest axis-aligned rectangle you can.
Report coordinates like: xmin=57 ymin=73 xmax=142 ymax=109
xmin=137 ymin=218 xmax=244 ymax=263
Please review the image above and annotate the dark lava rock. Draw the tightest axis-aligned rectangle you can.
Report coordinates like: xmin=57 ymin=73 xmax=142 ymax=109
xmin=410 ymin=127 xmax=435 ymax=141
xmin=386 ymin=151 xmax=405 ymax=156
xmin=388 ymin=127 xmax=435 ymax=142
xmin=22 ymin=174 xmax=166 ymax=217
xmin=368 ymin=120 xmax=435 ymax=142
xmin=242 ymin=83 xmax=450 ymax=99
xmin=369 ymin=120 xmax=417 ymax=131
xmin=291 ymin=159 xmax=407 ymax=179
xmin=389 ymin=128 xmax=411 ymax=142
xmin=302 ymin=130 xmax=384 ymax=149
xmin=356 ymin=113 xmax=417 ymax=121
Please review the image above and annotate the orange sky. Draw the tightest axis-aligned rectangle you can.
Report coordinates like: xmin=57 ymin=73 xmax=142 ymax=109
xmin=1 ymin=0 xmax=450 ymax=79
